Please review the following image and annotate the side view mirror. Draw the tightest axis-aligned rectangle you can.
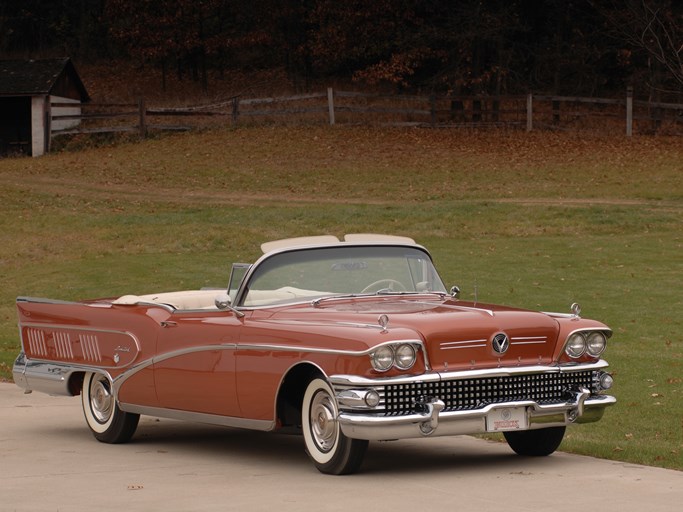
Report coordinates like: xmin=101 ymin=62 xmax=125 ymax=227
xmin=449 ymin=285 xmax=461 ymax=299
xmin=215 ymin=293 xmax=232 ymax=310
xmin=215 ymin=293 xmax=245 ymax=318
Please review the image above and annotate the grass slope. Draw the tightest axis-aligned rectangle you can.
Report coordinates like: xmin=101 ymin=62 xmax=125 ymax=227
xmin=1 ymin=127 xmax=681 ymax=470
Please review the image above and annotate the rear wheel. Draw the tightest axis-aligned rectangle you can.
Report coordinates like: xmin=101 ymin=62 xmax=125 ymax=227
xmin=302 ymin=378 xmax=368 ymax=475
xmin=504 ymin=426 xmax=566 ymax=456
xmin=81 ymin=372 xmax=139 ymax=444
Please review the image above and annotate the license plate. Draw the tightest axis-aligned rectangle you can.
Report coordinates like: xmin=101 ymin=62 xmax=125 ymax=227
xmin=486 ymin=407 xmax=528 ymax=432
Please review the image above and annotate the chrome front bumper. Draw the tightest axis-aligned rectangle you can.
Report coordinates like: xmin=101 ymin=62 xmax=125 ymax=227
xmin=332 ymin=362 xmax=616 ymax=441
xmin=336 ymin=393 xmax=615 ymax=441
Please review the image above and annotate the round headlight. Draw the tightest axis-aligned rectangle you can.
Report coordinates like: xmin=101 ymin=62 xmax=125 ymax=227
xmin=372 ymin=346 xmax=394 ymax=372
xmin=586 ymin=331 xmax=607 ymax=357
xmin=565 ymin=333 xmax=586 ymax=358
xmin=394 ymin=344 xmax=417 ymax=370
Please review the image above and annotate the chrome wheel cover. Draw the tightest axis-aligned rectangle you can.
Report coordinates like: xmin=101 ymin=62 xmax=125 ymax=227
xmin=89 ymin=375 xmax=113 ymax=424
xmin=309 ymin=390 xmax=337 ymax=453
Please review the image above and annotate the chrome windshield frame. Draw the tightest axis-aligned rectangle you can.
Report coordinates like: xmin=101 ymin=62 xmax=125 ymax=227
xmin=235 ymin=243 xmax=447 ymax=308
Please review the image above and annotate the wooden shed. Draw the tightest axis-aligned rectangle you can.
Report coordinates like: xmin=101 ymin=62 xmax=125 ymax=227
xmin=0 ymin=58 xmax=89 ymax=157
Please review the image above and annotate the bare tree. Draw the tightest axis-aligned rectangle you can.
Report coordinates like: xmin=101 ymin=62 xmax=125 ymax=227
xmin=597 ymin=0 xmax=683 ymax=90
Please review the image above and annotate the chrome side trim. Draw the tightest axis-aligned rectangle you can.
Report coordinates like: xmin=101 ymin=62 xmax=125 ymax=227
xmin=113 ymin=338 xmax=415 ymax=394
xmin=111 ymin=343 xmax=238 ymax=393
xmin=16 ymin=338 xmax=430 ymax=398
xmin=237 ymin=339 xmax=425 ymax=358
xmin=118 ymin=403 xmax=275 ymax=432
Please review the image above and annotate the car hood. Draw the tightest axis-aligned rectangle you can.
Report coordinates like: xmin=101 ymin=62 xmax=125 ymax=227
xmin=264 ymin=297 xmax=561 ymax=371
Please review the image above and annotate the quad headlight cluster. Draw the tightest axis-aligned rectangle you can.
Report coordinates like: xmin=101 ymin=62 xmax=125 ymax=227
xmin=565 ymin=330 xmax=608 ymax=359
xmin=370 ymin=343 xmax=418 ymax=372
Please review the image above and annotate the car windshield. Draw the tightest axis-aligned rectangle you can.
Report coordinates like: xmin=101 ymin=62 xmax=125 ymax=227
xmin=240 ymin=245 xmax=447 ymax=307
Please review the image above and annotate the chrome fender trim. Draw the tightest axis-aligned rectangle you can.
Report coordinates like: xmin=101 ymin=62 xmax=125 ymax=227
xmin=119 ymin=403 xmax=276 ymax=432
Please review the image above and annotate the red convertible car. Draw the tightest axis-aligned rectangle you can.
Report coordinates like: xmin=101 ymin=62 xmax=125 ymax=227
xmin=13 ymin=234 xmax=615 ymax=474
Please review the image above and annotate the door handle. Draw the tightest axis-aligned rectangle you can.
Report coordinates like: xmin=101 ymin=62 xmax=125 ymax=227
xmin=160 ymin=321 xmax=177 ymax=328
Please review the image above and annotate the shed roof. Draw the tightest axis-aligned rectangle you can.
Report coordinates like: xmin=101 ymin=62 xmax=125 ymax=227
xmin=0 ymin=58 xmax=89 ymax=100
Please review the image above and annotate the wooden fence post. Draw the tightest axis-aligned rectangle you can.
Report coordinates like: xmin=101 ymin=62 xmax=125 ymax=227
xmin=138 ymin=98 xmax=147 ymax=137
xmin=327 ymin=87 xmax=335 ymax=125
xmin=526 ymin=93 xmax=533 ymax=131
xmin=626 ymin=86 xmax=633 ymax=137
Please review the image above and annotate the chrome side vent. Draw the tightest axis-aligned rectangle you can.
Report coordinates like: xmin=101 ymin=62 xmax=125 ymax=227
xmin=53 ymin=331 xmax=74 ymax=359
xmin=27 ymin=328 xmax=48 ymax=356
xmin=79 ymin=334 xmax=102 ymax=362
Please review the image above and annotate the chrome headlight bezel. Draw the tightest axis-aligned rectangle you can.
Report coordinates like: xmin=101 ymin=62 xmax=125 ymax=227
xmin=564 ymin=329 xmax=610 ymax=359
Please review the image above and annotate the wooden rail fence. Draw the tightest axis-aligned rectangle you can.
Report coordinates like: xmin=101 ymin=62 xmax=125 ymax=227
xmin=50 ymin=87 xmax=683 ymax=146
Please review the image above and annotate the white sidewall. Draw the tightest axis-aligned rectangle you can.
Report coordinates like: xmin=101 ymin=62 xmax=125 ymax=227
xmin=81 ymin=372 xmax=115 ymax=434
xmin=302 ymin=378 xmax=339 ymax=465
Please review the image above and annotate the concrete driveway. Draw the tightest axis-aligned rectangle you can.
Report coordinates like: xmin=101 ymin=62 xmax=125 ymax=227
xmin=1 ymin=382 xmax=681 ymax=512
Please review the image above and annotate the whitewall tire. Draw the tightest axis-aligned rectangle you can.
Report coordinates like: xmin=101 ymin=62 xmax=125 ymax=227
xmin=81 ymin=372 xmax=139 ymax=444
xmin=302 ymin=377 xmax=368 ymax=475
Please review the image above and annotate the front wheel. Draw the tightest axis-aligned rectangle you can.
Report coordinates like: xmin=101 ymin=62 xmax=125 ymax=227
xmin=81 ymin=372 xmax=139 ymax=444
xmin=503 ymin=426 xmax=566 ymax=456
xmin=302 ymin=378 xmax=368 ymax=475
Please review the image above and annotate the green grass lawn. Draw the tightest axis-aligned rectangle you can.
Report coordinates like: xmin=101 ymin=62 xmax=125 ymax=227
xmin=1 ymin=127 xmax=681 ymax=470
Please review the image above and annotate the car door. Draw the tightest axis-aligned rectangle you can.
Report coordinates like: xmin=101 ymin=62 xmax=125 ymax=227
xmin=153 ymin=309 xmax=242 ymax=417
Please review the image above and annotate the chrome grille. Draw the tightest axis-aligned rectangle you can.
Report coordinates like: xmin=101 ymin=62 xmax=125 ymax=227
xmin=380 ymin=371 xmax=595 ymax=416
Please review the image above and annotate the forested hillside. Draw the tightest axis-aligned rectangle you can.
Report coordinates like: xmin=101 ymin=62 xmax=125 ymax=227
xmin=1 ymin=1 xmax=681 ymax=100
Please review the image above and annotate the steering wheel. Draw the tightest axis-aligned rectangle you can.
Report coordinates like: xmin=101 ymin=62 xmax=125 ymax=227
xmin=361 ymin=279 xmax=408 ymax=294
